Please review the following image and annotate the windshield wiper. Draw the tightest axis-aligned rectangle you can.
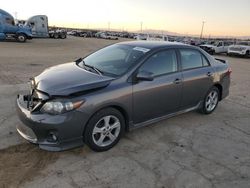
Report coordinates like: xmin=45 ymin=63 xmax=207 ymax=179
xmin=82 ymin=61 xmax=103 ymax=75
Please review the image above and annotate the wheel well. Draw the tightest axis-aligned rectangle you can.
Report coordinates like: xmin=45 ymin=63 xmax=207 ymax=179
xmin=84 ymin=105 xmax=130 ymax=136
xmin=109 ymin=105 xmax=129 ymax=131
xmin=213 ymin=84 xmax=222 ymax=100
xmin=17 ymin=33 xmax=27 ymax=37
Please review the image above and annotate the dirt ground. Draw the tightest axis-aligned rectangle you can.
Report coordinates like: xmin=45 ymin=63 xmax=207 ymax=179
xmin=0 ymin=37 xmax=250 ymax=188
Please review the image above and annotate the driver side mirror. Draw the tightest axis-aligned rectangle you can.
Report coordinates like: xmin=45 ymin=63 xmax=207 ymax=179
xmin=136 ymin=71 xmax=154 ymax=81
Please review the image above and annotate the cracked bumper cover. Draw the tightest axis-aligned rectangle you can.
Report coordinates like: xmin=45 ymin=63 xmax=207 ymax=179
xmin=16 ymin=94 xmax=89 ymax=151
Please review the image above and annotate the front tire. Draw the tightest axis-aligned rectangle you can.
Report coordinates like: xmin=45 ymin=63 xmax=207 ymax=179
xmin=17 ymin=33 xmax=27 ymax=42
xmin=200 ymin=86 xmax=219 ymax=114
xmin=54 ymin=33 xmax=59 ymax=39
xmin=60 ymin=34 xmax=66 ymax=39
xmin=210 ymin=50 xmax=215 ymax=55
xmin=84 ymin=108 xmax=125 ymax=152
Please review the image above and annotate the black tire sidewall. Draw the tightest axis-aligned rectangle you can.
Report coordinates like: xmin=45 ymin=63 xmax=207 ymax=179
xmin=54 ymin=34 xmax=59 ymax=39
xmin=84 ymin=108 xmax=125 ymax=152
xmin=201 ymin=87 xmax=220 ymax=114
xmin=17 ymin=34 xmax=26 ymax=42
xmin=61 ymin=34 xmax=66 ymax=39
xmin=245 ymin=51 xmax=250 ymax=58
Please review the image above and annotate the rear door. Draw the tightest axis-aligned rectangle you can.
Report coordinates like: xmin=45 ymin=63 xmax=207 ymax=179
xmin=179 ymin=49 xmax=214 ymax=109
xmin=132 ymin=49 xmax=182 ymax=124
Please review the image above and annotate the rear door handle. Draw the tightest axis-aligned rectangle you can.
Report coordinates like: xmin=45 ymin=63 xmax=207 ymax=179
xmin=173 ymin=78 xmax=182 ymax=84
xmin=207 ymin=72 xmax=212 ymax=77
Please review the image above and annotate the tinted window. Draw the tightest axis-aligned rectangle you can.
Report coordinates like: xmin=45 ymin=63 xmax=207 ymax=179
xmin=5 ymin=17 xmax=14 ymax=25
xmin=139 ymin=50 xmax=177 ymax=76
xmin=180 ymin=49 xmax=203 ymax=70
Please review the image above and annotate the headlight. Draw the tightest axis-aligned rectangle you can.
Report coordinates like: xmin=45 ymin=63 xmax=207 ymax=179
xmin=41 ymin=100 xmax=84 ymax=115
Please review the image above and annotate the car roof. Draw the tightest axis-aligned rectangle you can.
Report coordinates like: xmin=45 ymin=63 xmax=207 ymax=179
xmin=119 ymin=40 xmax=190 ymax=49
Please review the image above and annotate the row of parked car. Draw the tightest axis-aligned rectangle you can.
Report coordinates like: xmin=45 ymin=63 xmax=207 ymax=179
xmin=67 ymin=30 xmax=136 ymax=40
xmin=67 ymin=29 xmax=250 ymax=57
xmin=199 ymin=41 xmax=250 ymax=57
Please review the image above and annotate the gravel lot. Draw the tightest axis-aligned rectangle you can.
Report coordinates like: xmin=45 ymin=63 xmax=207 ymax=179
xmin=0 ymin=37 xmax=250 ymax=188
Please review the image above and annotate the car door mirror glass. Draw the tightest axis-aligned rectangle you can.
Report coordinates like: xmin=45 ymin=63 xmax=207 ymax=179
xmin=136 ymin=71 xmax=154 ymax=81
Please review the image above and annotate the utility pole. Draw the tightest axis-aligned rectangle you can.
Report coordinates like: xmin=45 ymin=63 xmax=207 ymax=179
xmin=140 ymin=21 xmax=143 ymax=33
xmin=200 ymin=21 xmax=206 ymax=39
xmin=108 ymin=22 xmax=110 ymax=31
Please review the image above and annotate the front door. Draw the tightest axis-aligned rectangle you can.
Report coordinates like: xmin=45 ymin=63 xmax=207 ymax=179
xmin=132 ymin=49 xmax=182 ymax=124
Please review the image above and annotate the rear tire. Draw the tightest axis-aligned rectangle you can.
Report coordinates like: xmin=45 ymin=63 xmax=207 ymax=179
xmin=60 ymin=34 xmax=66 ymax=39
xmin=84 ymin=108 xmax=125 ymax=152
xmin=200 ymin=86 xmax=220 ymax=114
xmin=54 ymin=33 xmax=59 ymax=39
xmin=17 ymin=33 xmax=27 ymax=42
xmin=245 ymin=51 xmax=250 ymax=58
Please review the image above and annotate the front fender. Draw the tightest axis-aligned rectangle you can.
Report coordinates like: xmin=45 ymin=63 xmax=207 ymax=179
xmin=16 ymin=26 xmax=33 ymax=37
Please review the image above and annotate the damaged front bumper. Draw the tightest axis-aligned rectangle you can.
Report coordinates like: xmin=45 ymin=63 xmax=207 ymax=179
xmin=16 ymin=94 xmax=89 ymax=151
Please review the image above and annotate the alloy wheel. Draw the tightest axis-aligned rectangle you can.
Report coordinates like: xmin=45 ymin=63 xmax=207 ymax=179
xmin=205 ymin=90 xmax=218 ymax=112
xmin=92 ymin=115 xmax=121 ymax=147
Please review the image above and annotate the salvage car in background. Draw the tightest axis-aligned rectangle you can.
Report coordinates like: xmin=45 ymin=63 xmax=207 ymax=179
xmin=228 ymin=41 xmax=250 ymax=57
xmin=16 ymin=41 xmax=231 ymax=152
xmin=200 ymin=41 xmax=233 ymax=55
xmin=95 ymin=32 xmax=118 ymax=40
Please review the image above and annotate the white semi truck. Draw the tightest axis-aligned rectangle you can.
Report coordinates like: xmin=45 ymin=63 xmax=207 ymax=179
xmin=25 ymin=15 xmax=66 ymax=39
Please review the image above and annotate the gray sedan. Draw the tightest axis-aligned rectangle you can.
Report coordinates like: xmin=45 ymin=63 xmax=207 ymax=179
xmin=16 ymin=41 xmax=231 ymax=151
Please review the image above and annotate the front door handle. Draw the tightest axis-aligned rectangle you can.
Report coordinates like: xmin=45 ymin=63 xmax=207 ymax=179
xmin=173 ymin=78 xmax=182 ymax=84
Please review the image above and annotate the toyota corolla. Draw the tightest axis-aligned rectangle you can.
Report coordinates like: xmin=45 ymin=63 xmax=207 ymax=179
xmin=16 ymin=41 xmax=231 ymax=152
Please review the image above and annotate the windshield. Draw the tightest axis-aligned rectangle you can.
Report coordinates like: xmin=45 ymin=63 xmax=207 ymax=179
xmin=213 ymin=41 xmax=222 ymax=46
xmin=80 ymin=44 xmax=149 ymax=77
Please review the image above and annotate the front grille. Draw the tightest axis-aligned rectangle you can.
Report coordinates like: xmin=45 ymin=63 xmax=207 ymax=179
xmin=25 ymin=80 xmax=49 ymax=111
xmin=24 ymin=94 xmax=42 ymax=111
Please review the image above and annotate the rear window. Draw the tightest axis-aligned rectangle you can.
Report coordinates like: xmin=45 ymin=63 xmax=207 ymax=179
xmin=180 ymin=49 xmax=203 ymax=70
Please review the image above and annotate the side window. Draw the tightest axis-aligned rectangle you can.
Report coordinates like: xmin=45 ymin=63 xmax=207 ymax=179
xmin=202 ymin=55 xmax=210 ymax=66
xmin=217 ymin=42 xmax=223 ymax=47
xmin=5 ymin=17 xmax=15 ymax=26
xmin=180 ymin=49 xmax=203 ymax=70
xmin=139 ymin=50 xmax=177 ymax=77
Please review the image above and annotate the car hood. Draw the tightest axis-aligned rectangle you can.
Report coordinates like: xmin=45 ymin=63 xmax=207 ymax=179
xmin=33 ymin=62 xmax=114 ymax=96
